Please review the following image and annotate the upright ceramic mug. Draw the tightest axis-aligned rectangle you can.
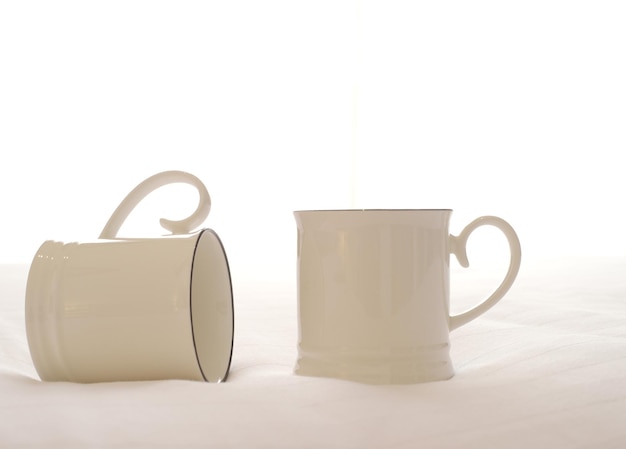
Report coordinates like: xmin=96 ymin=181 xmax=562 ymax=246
xmin=294 ymin=209 xmax=521 ymax=384
xmin=25 ymin=171 xmax=234 ymax=383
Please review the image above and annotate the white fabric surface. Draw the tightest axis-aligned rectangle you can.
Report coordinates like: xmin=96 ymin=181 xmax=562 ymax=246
xmin=1 ymin=257 xmax=626 ymax=448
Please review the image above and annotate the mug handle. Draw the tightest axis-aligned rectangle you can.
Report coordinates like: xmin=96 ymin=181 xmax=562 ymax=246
xmin=448 ymin=216 xmax=521 ymax=331
xmin=99 ymin=170 xmax=211 ymax=239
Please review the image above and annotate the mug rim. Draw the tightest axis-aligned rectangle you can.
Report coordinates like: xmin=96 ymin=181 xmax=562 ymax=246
xmin=190 ymin=228 xmax=235 ymax=383
xmin=294 ymin=209 xmax=453 ymax=213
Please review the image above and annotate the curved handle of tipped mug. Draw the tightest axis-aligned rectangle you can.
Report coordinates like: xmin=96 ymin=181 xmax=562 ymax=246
xmin=99 ymin=170 xmax=211 ymax=239
xmin=448 ymin=216 xmax=521 ymax=331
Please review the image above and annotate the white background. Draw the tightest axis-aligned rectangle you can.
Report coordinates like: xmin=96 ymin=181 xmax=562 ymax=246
xmin=1 ymin=1 xmax=625 ymax=283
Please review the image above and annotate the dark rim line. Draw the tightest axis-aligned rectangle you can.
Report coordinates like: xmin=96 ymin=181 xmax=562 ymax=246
xmin=189 ymin=228 xmax=235 ymax=382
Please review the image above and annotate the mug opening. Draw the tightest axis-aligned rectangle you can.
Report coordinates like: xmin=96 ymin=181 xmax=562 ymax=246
xmin=189 ymin=229 xmax=234 ymax=382
xmin=294 ymin=209 xmax=453 ymax=213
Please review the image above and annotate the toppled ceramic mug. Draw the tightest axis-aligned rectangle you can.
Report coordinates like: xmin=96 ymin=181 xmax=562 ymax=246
xmin=26 ymin=171 xmax=234 ymax=383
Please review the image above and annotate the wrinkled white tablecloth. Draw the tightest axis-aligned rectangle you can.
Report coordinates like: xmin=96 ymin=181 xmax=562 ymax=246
xmin=1 ymin=257 xmax=625 ymax=448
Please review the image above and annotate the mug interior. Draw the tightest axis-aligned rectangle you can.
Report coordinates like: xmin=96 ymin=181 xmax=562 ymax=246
xmin=190 ymin=229 xmax=234 ymax=382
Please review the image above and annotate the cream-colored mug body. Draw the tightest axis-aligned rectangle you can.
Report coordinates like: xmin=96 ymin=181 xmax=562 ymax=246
xmin=294 ymin=209 xmax=521 ymax=384
xmin=25 ymin=171 xmax=234 ymax=383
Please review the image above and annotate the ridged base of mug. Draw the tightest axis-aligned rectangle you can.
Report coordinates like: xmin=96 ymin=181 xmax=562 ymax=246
xmin=295 ymin=345 xmax=454 ymax=384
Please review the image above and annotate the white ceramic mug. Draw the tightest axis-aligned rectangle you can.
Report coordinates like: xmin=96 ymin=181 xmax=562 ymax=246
xmin=25 ymin=171 xmax=234 ymax=383
xmin=294 ymin=209 xmax=521 ymax=384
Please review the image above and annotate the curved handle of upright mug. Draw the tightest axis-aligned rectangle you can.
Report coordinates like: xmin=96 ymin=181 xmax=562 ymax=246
xmin=448 ymin=216 xmax=521 ymax=331
xmin=99 ymin=170 xmax=211 ymax=239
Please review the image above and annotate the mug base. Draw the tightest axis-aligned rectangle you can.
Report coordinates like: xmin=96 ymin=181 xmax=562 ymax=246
xmin=294 ymin=353 xmax=454 ymax=385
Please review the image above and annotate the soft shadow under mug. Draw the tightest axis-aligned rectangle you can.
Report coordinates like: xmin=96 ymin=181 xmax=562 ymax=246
xmin=294 ymin=209 xmax=521 ymax=384
xmin=25 ymin=171 xmax=234 ymax=383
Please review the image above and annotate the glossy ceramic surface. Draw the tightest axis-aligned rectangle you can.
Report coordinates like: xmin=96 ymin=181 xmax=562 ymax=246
xmin=25 ymin=171 xmax=234 ymax=383
xmin=294 ymin=209 xmax=521 ymax=384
